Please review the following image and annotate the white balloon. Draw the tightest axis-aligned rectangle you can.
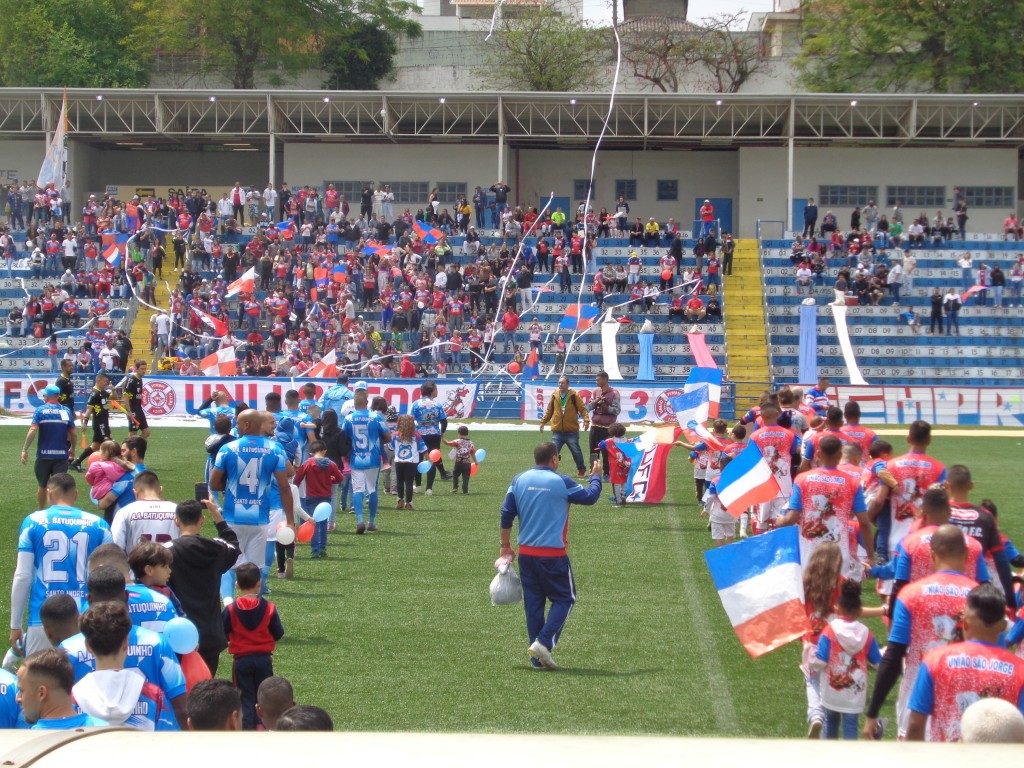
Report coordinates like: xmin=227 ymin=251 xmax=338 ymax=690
xmin=276 ymin=526 xmax=296 ymax=546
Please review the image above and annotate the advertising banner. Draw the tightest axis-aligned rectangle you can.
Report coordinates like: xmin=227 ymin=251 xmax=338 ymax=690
xmin=0 ymin=376 xmax=478 ymax=420
xmin=829 ymin=386 xmax=1024 ymax=426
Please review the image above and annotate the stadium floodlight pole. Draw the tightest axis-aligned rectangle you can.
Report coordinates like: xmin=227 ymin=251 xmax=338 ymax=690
xmin=267 ymin=93 xmax=276 ymax=185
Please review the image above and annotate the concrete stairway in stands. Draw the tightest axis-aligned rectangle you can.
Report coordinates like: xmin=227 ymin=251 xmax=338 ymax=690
xmin=128 ymin=281 xmax=163 ymax=366
xmin=723 ymin=239 xmax=770 ymax=412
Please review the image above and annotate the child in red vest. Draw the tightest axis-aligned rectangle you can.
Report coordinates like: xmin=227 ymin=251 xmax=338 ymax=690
xmin=223 ymin=563 xmax=284 ymax=730
xmin=603 ymin=423 xmax=631 ymax=507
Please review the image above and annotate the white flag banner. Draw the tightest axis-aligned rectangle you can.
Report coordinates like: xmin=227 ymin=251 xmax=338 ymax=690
xmin=829 ymin=303 xmax=868 ymax=386
xmin=37 ymin=93 xmax=68 ymax=190
xmin=601 ymin=312 xmax=623 ymax=380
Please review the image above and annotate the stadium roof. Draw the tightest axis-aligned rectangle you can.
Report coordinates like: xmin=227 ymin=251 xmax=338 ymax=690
xmin=7 ymin=88 xmax=1024 ymax=148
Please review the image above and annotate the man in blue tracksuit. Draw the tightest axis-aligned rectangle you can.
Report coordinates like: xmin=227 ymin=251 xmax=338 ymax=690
xmin=500 ymin=442 xmax=601 ymax=670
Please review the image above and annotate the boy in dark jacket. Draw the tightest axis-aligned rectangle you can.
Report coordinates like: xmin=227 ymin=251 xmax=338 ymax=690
xmin=168 ymin=499 xmax=240 ymax=676
xmin=223 ymin=563 xmax=284 ymax=730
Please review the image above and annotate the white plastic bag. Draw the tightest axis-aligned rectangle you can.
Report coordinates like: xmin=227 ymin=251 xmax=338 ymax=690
xmin=489 ymin=557 xmax=523 ymax=605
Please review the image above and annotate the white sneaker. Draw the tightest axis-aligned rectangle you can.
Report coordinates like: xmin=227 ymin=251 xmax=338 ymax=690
xmin=425 ymin=489 xmax=433 ymax=496
xmin=739 ymin=528 xmax=748 ymax=539
xmin=528 ymin=640 xmax=558 ymax=670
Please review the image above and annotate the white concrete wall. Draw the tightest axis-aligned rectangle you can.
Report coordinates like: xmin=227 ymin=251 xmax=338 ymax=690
xmin=738 ymin=146 xmax=1018 ymax=238
xmin=69 ymin=141 xmax=269 ymax=204
xmin=0 ymin=140 xmax=45 ymax=187
xmin=282 ymin=142 xmax=507 ymax=198
xmin=516 ymin=148 xmax=740 ymax=228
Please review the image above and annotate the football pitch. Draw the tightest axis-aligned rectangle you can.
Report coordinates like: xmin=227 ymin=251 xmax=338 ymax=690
xmin=0 ymin=424 xmax=1020 ymax=736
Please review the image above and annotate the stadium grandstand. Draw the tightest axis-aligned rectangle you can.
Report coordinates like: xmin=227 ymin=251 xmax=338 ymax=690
xmin=0 ymin=89 xmax=1021 ymax=423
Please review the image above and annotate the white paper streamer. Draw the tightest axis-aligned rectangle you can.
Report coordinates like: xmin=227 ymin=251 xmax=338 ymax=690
xmin=829 ymin=303 xmax=868 ymax=386
xmin=600 ymin=311 xmax=623 ymax=381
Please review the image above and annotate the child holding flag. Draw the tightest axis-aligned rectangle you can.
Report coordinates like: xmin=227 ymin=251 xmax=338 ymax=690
xmin=601 ymin=423 xmax=631 ymax=507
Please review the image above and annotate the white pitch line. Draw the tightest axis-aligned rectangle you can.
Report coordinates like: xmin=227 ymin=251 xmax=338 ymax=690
xmin=664 ymin=490 xmax=738 ymax=734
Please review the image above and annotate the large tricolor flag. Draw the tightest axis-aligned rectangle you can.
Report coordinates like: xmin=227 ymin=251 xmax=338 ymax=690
xmin=37 ymin=92 xmax=68 ymax=190
xmin=305 ymin=350 xmax=338 ymax=379
xmin=705 ymin=525 xmax=809 ymax=658
xmin=684 ymin=366 xmax=723 ymax=418
xmin=226 ymin=266 xmax=256 ymax=298
xmin=412 ymin=220 xmax=444 ymax=244
xmin=103 ymin=243 xmax=121 ymax=267
xmin=559 ymin=304 xmax=600 ymax=332
xmin=100 ymin=232 xmax=131 ymax=267
xmin=190 ymin=304 xmax=228 ymax=338
xmin=615 ymin=426 xmax=679 ymax=504
xmin=199 ymin=347 xmax=237 ymax=377
xmin=669 ymin=387 xmax=710 ymax=432
xmin=714 ymin=441 xmax=781 ymax=516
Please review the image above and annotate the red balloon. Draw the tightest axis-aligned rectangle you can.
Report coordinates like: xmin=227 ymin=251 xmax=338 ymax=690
xmin=470 ymin=463 xmax=479 ymax=477
xmin=296 ymin=521 xmax=315 ymax=543
xmin=429 ymin=449 xmax=442 ymax=463
xmin=661 ymin=269 xmax=673 ymax=281
xmin=508 ymin=361 xmax=522 ymax=374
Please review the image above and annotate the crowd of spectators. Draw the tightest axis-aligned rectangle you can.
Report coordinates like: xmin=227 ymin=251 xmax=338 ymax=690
xmin=0 ymin=180 xmax=739 ymax=378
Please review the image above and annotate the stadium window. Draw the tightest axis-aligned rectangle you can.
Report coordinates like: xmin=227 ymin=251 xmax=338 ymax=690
xmin=573 ymin=179 xmax=594 ymax=200
xmin=817 ymin=185 xmax=878 ymax=207
xmin=962 ymin=186 xmax=1015 ymax=208
xmin=885 ymin=185 xmax=945 ymax=208
xmin=324 ymin=181 xmax=365 ymax=200
xmin=656 ymin=179 xmax=678 ymax=202
xmin=435 ymin=182 xmax=468 ymax=202
xmin=615 ymin=179 xmax=637 ymax=201
xmin=381 ymin=181 xmax=430 ymax=205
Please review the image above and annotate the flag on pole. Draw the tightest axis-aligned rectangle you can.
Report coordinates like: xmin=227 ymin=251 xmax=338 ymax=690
xmin=714 ymin=441 xmax=782 ymax=517
xmin=559 ymin=304 xmax=600 ymax=331
xmin=200 ymin=347 xmax=237 ymax=377
xmin=684 ymin=420 xmax=729 ymax=452
xmin=190 ymin=304 xmax=228 ymax=337
xmin=305 ymin=350 xmax=338 ymax=379
xmin=705 ymin=526 xmax=809 ymax=658
xmin=37 ymin=92 xmax=68 ymax=191
xmin=685 ymin=366 xmax=723 ymax=418
xmin=226 ymin=266 xmax=256 ymax=298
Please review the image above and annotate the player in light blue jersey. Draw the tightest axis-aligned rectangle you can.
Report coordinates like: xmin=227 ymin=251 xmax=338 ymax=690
xmin=10 ymin=473 xmax=112 ymax=656
xmin=318 ymin=375 xmax=353 ymax=418
xmin=211 ymin=410 xmax=295 ymax=601
xmin=197 ymin=392 xmax=236 ymax=434
xmin=411 ymin=382 xmax=449 ymax=494
xmin=61 ymin=566 xmax=187 ymax=727
xmin=282 ymin=389 xmax=315 ymax=461
xmin=343 ymin=390 xmax=390 ymax=533
xmin=18 ymin=649 xmax=108 ymax=730
xmin=0 ymin=668 xmax=21 ymax=728
xmin=85 ymin=543 xmax=178 ymax=634
xmin=297 ymin=383 xmax=321 ymax=462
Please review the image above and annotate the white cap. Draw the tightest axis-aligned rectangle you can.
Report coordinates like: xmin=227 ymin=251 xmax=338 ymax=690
xmin=353 ymin=380 xmax=368 ymax=391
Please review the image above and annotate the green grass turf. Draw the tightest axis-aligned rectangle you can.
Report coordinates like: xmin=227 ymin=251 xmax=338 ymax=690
xmin=0 ymin=425 xmax=1020 ymax=736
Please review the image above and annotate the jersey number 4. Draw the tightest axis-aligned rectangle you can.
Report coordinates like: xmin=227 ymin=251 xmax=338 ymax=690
xmin=41 ymin=530 xmax=90 ymax=583
xmin=238 ymin=457 xmax=262 ymax=494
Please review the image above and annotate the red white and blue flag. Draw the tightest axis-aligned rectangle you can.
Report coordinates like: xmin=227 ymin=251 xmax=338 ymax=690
xmin=103 ymin=244 xmax=121 ymax=267
xmin=670 ymin=387 xmax=710 ymax=432
xmin=616 ymin=426 xmax=679 ymax=504
xmin=685 ymin=366 xmax=723 ymax=418
xmin=705 ymin=525 xmax=809 ymax=658
xmin=559 ymin=304 xmax=600 ymax=331
xmin=412 ymin=220 xmax=444 ymax=244
xmin=714 ymin=441 xmax=781 ymax=516
xmin=305 ymin=350 xmax=338 ymax=379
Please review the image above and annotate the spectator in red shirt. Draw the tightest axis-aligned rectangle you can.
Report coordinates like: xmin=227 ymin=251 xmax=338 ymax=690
xmin=500 ymin=306 xmax=520 ymax=354
xmin=685 ymin=296 xmax=706 ymax=322
xmin=668 ymin=294 xmax=686 ymax=323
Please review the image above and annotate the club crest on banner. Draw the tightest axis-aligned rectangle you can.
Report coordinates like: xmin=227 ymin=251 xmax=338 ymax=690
xmin=140 ymin=380 xmax=176 ymax=416
xmin=653 ymin=389 xmax=683 ymax=421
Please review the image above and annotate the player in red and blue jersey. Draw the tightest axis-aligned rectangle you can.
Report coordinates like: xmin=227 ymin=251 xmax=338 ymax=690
xmin=867 ymin=420 xmax=946 ymax=563
xmin=749 ymin=404 xmax=801 ymax=533
xmin=10 ymin=474 xmax=111 ymax=657
xmin=799 ymin=406 xmax=850 ymax=472
xmin=804 ymin=376 xmax=831 ymax=417
xmin=780 ymin=436 xmax=871 ymax=581
xmin=907 ymin=583 xmax=1024 ymax=742
xmin=839 ymin=401 xmax=877 ymax=462
xmin=863 ymin=525 xmax=976 ymax=740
